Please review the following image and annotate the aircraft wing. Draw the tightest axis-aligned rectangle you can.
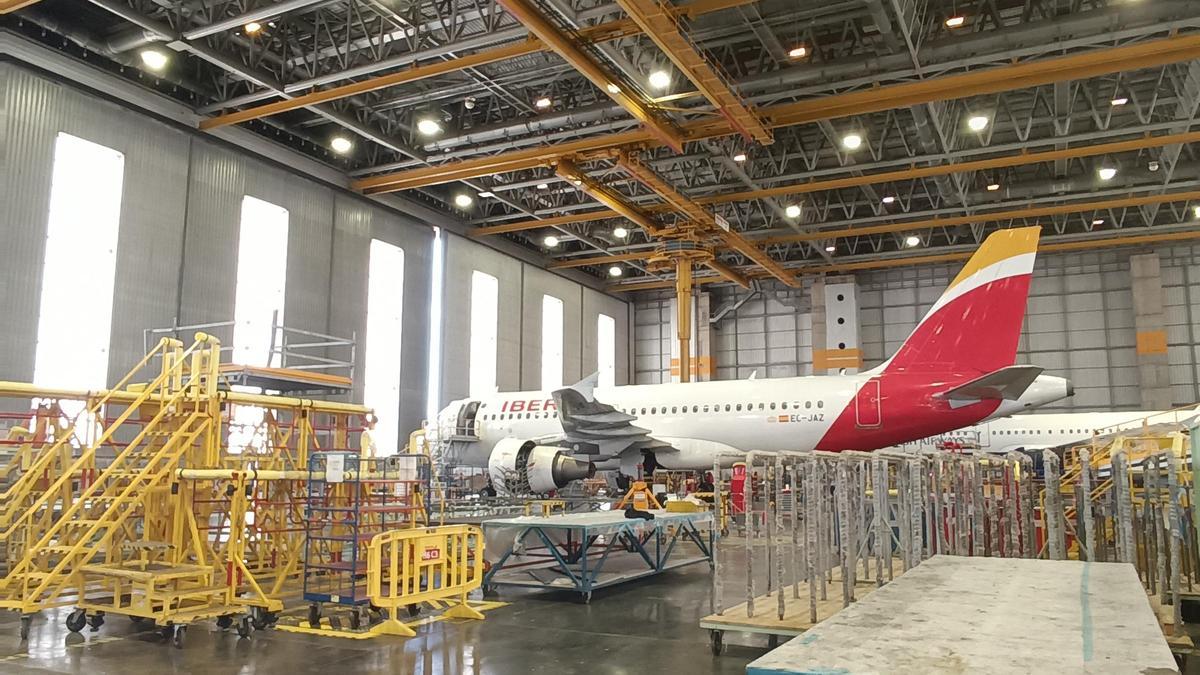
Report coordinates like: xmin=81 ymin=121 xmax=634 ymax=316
xmin=936 ymin=365 xmax=1043 ymax=404
xmin=551 ymin=378 xmax=673 ymax=461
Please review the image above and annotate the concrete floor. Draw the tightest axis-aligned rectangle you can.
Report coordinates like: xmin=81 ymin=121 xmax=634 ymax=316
xmin=0 ymin=547 xmax=772 ymax=674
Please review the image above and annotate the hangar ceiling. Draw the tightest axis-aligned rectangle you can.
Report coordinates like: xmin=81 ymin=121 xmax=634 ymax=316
xmin=8 ymin=0 xmax=1200 ymax=291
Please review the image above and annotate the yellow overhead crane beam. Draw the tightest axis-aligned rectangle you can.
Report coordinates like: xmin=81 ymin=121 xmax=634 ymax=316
xmin=198 ymin=0 xmax=756 ymax=131
xmin=613 ymin=0 xmax=772 ymax=145
xmin=616 ymin=153 xmax=795 ymax=287
xmin=468 ymin=130 xmax=1200 ymax=237
xmin=352 ymin=34 xmax=1200 ymax=194
xmin=494 ymin=0 xmax=685 ymax=152
xmin=555 ymin=189 xmax=1200 ymax=270
xmin=606 ymin=229 xmax=1200 ymax=292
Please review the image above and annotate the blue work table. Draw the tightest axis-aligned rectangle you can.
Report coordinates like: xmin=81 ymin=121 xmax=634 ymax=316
xmin=481 ymin=509 xmax=714 ymax=603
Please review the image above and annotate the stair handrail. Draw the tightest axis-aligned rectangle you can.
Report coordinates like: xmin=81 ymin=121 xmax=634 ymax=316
xmin=0 ymin=341 xmax=216 ymax=591
xmin=0 ymin=337 xmax=186 ymax=506
xmin=0 ymin=336 xmax=213 ymax=536
xmin=23 ymin=412 xmax=210 ymax=604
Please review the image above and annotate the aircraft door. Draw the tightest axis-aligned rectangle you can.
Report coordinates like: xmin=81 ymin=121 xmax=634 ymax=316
xmin=456 ymin=400 xmax=481 ymax=437
xmin=855 ymin=379 xmax=882 ymax=428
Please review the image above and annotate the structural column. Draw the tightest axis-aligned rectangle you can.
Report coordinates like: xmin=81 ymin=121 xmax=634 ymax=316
xmin=675 ymin=259 xmax=693 ymax=383
xmin=811 ymin=275 xmax=863 ymax=374
xmin=1130 ymin=252 xmax=1173 ymax=410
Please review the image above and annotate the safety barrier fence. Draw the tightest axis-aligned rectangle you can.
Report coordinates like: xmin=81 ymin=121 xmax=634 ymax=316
xmin=711 ymin=449 xmax=1037 ymax=625
xmin=366 ymin=524 xmax=485 ymax=636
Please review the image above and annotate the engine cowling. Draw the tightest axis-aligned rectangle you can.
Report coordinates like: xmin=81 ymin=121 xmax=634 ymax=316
xmin=487 ymin=439 xmax=595 ymax=495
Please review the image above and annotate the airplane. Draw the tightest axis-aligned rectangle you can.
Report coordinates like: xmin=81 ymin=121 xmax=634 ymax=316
xmin=429 ymin=226 xmax=1073 ymax=495
xmin=897 ymin=407 xmax=1200 ymax=456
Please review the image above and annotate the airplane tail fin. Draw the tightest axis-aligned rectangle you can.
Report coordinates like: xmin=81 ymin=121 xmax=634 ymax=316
xmin=881 ymin=226 xmax=1041 ymax=376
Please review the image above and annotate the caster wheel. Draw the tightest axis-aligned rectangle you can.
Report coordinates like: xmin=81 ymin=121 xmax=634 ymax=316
xmin=582 ymin=592 xmax=592 ymax=605
xmin=236 ymin=617 xmax=252 ymax=639
xmin=216 ymin=615 xmax=233 ymax=630
xmin=250 ymin=609 xmax=276 ymax=630
xmin=405 ymin=604 xmax=421 ymax=618
xmin=709 ymin=630 xmax=724 ymax=656
xmin=171 ymin=624 xmax=186 ymax=649
xmin=19 ymin=615 xmax=32 ymax=641
xmin=88 ymin=612 xmax=105 ymax=631
xmin=65 ymin=609 xmax=87 ymax=633
xmin=349 ymin=610 xmax=362 ymax=630
xmin=308 ymin=603 xmax=321 ymax=628
xmin=481 ymin=584 xmax=498 ymax=598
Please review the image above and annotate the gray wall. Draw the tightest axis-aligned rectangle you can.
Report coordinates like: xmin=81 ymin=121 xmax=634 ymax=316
xmin=633 ymin=245 xmax=1200 ymax=412
xmin=438 ymin=234 xmax=631 ymax=406
xmin=0 ymin=63 xmax=435 ymax=435
xmin=1 ymin=62 xmax=632 ymax=434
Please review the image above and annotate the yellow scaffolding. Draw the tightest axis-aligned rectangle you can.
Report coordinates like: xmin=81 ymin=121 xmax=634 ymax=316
xmin=0 ymin=334 xmax=380 ymax=646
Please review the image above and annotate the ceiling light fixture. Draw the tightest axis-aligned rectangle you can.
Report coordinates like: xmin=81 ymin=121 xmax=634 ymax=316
xmin=967 ymin=114 xmax=989 ymax=131
xmin=454 ymin=194 xmax=473 ymax=208
xmin=842 ymin=133 xmax=863 ymax=150
xmin=945 ymin=15 xmax=965 ymax=27
xmin=788 ymin=46 xmax=807 ymax=58
xmin=1098 ymin=166 xmax=1117 ymax=181
xmin=1092 ymin=219 xmax=1105 ymax=225
xmin=606 ymin=83 xmax=621 ymax=94
xmin=1111 ymin=97 xmax=1129 ymax=106
xmin=477 ymin=191 xmax=494 ymax=198
xmin=785 ymin=205 xmax=802 ymax=218
xmin=140 ymin=49 xmax=168 ymax=71
xmin=244 ymin=21 xmax=263 ymax=34
xmin=881 ymin=196 xmax=896 ymax=204
xmin=905 ymin=235 xmax=921 ymax=247
xmin=986 ymin=183 xmax=1000 ymax=191
xmin=732 ymin=152 xmax=747 ymax=162
xmin=608 ymin=265 xmax=623 ymax=277
xmin=1194 ymin=205 xmax=1200 ymax=219
xmin=330 ymin=136 xmax=353 ymax=154
xmin=648 ymin=70 xmax=671 ymax=89
xmin=613 ymin=226 xmax=629 ymax=238
xmin=825 ymin=245 xmax=836 ymax=253
xmin=534 ymin=97 xmax=552 ymax=109
xmin=543 ymin=235 xmax=560 ymax=248
xmin=536 ymin=183 xmax=549 ymax=190
xmin=416 ymin=118 xmax=442 ymax=136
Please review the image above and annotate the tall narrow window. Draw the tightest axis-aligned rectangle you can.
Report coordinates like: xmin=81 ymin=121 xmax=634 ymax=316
xmin=230 ymin=196 xmax=289 ymax=452
xmin=34 ymin=133 xmax=125 ymax=431
xmin=541 ymin=294 xmax=564 ymax=390
xmin=364 ymin=240 xmax=405 ymax=454
xmin=468 ymin=270 xmax=499 ymax=397
xmin=425 ymin=228 xmax=444 ymax=423
xmin=597 ymin=313 xmax=616 ymax=388
xmin=232 ymin=196 xmax=290 ymax=365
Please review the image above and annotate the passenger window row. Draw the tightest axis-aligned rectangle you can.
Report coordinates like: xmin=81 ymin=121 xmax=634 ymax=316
xmin=618 ymin=400 xmax=825 ymax=416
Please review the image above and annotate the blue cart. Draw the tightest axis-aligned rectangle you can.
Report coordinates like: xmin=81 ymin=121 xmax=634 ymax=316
xmin=481 ymin=509 xmax=714 ymax=603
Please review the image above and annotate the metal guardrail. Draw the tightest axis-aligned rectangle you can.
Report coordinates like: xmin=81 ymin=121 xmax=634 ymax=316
xmin=144 ymin=311 xmax=356 ymax=380
xmin=366 ymin=524 xmax=485 ymax=636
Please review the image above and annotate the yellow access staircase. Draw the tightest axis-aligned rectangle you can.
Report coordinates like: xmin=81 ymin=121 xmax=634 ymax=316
xmin=0 ymin=335 xmax=222 ymax=614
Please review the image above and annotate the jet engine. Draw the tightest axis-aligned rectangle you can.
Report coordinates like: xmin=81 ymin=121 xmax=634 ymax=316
xmin=487 ymin=439 xmax=595 ymax=495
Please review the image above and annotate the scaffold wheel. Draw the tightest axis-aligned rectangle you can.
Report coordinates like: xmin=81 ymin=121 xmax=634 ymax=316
xmin=709 ymin=630 xmax=724 ymax=655
xmin=216 ymin=615 xmax=233 ymax=630
xmin=65 ymin=609 xmax=86 ymax=633
xmin=171 ymin=624 xmax=186 ymax=649
xmin=308 ymin=603 xmax=321 ymax=628
xmin=236 ymin=617 xmax=252 ymax=639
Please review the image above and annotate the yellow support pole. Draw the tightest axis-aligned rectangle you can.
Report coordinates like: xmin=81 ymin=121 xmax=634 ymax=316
xmin=676 ymin=258 xmax=693 ymax=383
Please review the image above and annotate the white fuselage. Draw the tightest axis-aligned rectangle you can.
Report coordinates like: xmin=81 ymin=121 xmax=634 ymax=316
xmin=434 ymin=371 xmax=1072 ymax=472
xmin=891 ymin=408 xmax=1194 ymax=454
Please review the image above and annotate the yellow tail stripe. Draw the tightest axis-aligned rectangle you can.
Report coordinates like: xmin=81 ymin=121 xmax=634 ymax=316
xmin=947 ymin=226 xmax=1041 ymax=291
